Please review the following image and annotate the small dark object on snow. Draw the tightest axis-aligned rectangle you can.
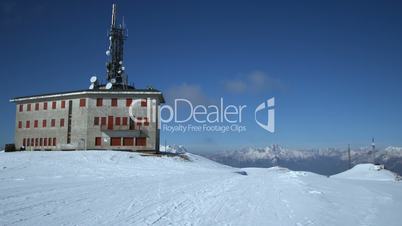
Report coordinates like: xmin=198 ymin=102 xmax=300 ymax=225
xmin=5 ymin=144 xmax=16 ymax=152
xmin=234 ymin=171 xmax=248 ymax=176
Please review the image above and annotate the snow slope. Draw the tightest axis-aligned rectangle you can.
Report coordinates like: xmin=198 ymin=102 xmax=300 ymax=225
xmin=0 ymin=151 xmax=402 ymax=226
xmin=331 ymin=164 xmax=398 ymax=181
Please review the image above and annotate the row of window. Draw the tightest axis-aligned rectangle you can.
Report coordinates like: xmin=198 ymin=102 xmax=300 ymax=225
xmin=93 ymin=116 xmax=149 ymax=127
xmin=22 ymin=137 xmax=57 ymax=147
xmin=80 ymin=98 xmax=147 ymax=107
xmin=18 ymin=98 xmax=148 ymax=112
xmin=95 ymin=137 xmax=146 ymax=146
xmin=19 ymin=101 xmax=66 ymax=112
xmin=18 ymin=119 xmax=65 ymax=129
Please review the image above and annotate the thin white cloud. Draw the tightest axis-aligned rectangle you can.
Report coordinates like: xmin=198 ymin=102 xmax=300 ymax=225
xmin=165 ymin=83 xmax=212 ymax=105
xmin=223 ymin=70 xmax=284 ymax=94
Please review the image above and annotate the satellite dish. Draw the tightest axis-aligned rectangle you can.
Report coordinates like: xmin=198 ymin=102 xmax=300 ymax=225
xmin=106 ymin=50 xmax=111 ymax=56
xmin=89 ymin=84 xmax=94 ymax=90
xmin=119 ymin=61 xmax=123 ymax=65
xmin=121 ymin=66 xmax=125 ymax=71
xmin=110 ymin=78 xmax=116 ymax=84
xmin=106 ymin=82 xmax=113 ymax=90
xmin=90 ymin=76 xmax=97 ymax=83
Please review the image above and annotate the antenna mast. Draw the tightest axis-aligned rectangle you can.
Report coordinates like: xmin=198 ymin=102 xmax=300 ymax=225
xmin=106 ymin=4 xmax=129 ymax=89
xmin=348 ymin=144 xmax=351 ymax=169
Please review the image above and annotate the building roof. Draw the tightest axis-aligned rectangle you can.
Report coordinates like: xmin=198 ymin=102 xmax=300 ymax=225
xmin=10 ymin=89 xmax=165 ymax=103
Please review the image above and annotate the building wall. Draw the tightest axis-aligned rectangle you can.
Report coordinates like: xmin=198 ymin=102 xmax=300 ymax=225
xmin=14 ymin=93 xmax=161 ymax=152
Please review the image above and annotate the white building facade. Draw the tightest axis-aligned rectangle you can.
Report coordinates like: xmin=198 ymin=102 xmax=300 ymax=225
xmin=10 ymin=89 xmax=164 ymax=152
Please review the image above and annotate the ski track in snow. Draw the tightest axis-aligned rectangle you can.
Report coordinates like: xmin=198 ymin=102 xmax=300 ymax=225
xmin=0 ymin=151 xmax=401 ymax=226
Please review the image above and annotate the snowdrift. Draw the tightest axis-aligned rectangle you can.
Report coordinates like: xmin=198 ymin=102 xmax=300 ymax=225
xmin=332 ymin=164 xmax=398 ymax=181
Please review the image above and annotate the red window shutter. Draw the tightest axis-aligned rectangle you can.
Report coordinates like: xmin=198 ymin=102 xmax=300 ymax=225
xmin=80 ymin=99 xmax=86 ymax=107
xmin=42 ymin=120 xmax=47 ymax=128
xmin=40 ymin=138 xmax=43 ymax=146
xmin=18 ymin=121 xmax=22 ymax=128
xmin=141 ymin=99 xmax=147 ymax=107
xmin=48 ymin=138 xmax=52 ymax=146
xmin=95 ymin=137 xmax=102 ymax=146
xmin=52 ymin=101 xmax=56 ymax=109
xmin=61 ymin=100 xmax=66 ymax=108
xmin=51 ymin=119 xmax=56 ymax=127
xmin=135 ymin=137 xmax=146 ymax=146
xmin=53 ymin=138 xmax=56 ymax=146
xmin=44 ymin=138 xmax=47 ymax=146
xmin=23 ymin=138 xmax=26 ymax=146
xmin=26 ymin=121 xmax=30 ymax=128
xmin=115 ymin=117 xmax=121 ymax=126
xmin=111 ymin=137 xmax=121 ymax=146
xmin=122 ymin=117 xmax=128 ymax=126
xmin=101 ymin=117 xmax=107 ymax=125
xmin=35 ymin=138 xmax=39 ymax=147
xmin=108 ymin=116 xmax=114 ymax=130
xmin=94 ymin=117 xmax=99 ymax=126
xmin=19 ymin=104 xmax=23 ymax=112
xmin=43 ymin=102 xmax=48 ymax=110
xmin=34 ymin=120 xmax=38 ymax=128
xmin=123 ymin=137 xmax=134 ymax=146
xmin=60 ymin=119 xmax=65 ymax=127
xmin=96 ymin=98 xmax=103 ymax=107
xmin=126 ymin=98 xmax=132 ymax=107
xmin=27 ymin=104 xmax=31 ymax=111
xmin=35 ymin=103 xmax=39 ymax=111
xmin=136 ymin=117 xmax=142 ymax=126
xmin=144 ymin=117 xmax=149 ymax=126
xmin=111 ymin=98 xmax=118 ymax=107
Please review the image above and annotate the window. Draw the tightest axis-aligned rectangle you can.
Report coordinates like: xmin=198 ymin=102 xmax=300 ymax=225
xmin=34 ymin=120 xmax=38 ymax=128
xmin=27 ymin=138 xmax=30 ymax=146
xmin=53 ymin=138 xmax=56 ymax=146
xmin=123 ymin=137 xmax=134 ymax=146
xmin=122 ymin=117 xmax=128 ymax=126
xmin=126 ymin=98 xmax=132 ymax=107
xmin=51 ymin=119 xmax=56 ymax=127
xmin=60 ymin=118 xmax=65 ymax=127
xmin=44 ymin=138 xmax=47 ymax=146
xmin=61 ymin=100 xmax=66 ymax=109
xmin=101 ymin=117 xmax=107 ymax=126
xmin=43 ymin=102 xmax=48 ymax=110
xmin=18 ymin=121 xmax=22 ymax=129
xmin=26 ymin=121 xmax=30 ymax=128
xmin=136 ymin=117 xmax=142 ymax=126
xmin=135 ymin=137 xmax=146 ymax=146
xmin=96 ymin=98 xmax=103 ymax=107
xmin=111 ymin=137 xmax=121 ymax=146
xmin=48 ymin=137 xmax=52 ymax=146
xmin=19 ymin=104 xmax=23 ymax=112
xmin=35 ymin=138 xmax=39 ymax=147
xmin=115 ymin=117 xmax=121 ymax=126
xmin=31 ymin=138 xmax=34 ymax=146
xmin=80 ymin=99 xmax=86 ymax=107
xmin=40 ymin=138 xmax=43 ymax=146
xmin=35 ymin=103 xmax=39 ymax=111
xmin=141 ymin=99 xmax=147 ymax=107
xmin=52 ymin=101 xmax=56 ymax=109
xmin=23 ymin=138 xmax=26 ymax=146
xmin=42 ymin=120 xmax=47 ymax=128
xmin=27 ymin=104 xmax=31 ymax=111
xmin=111 ymin=98 xmax=118 ymax=107
xmin=144 ymin=117 xmax=149 ymax=126
xmin=94 ymin=117 xmax=99 ymax=126
xmin=95 ymin=137 xmax=101 ymax=146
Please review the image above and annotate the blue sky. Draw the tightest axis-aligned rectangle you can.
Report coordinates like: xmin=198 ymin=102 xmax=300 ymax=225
xmin=1 ymin=0 xmax=402 ymax=152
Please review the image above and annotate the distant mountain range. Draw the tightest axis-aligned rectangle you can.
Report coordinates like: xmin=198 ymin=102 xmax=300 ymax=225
xmin=202 ymin=146 xmax=402 ymax=176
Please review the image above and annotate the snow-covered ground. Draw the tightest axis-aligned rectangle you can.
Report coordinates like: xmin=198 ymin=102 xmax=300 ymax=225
xmin=0 ymin=151 xmax=401 ymax=226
